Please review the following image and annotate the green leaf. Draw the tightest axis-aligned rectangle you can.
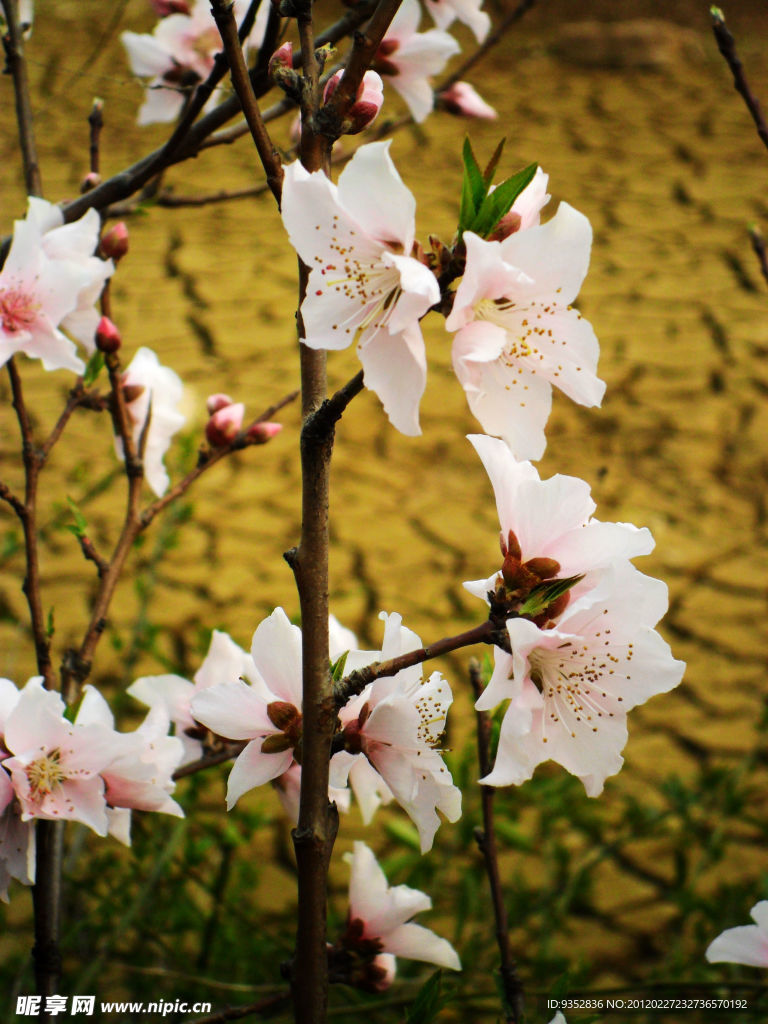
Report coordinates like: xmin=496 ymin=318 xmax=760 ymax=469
xmin=518 ymin=572 xmax=584 ymax=618
xmin=405 ymin=971 xmax=445 ymax=1024
xmin=458 ymin=137 xmax=487 ymax=233
xmin=385 ymin=818 xmax=421 ymax=851
xmin=83 ymin=350 xmax=104 ymax=386
xmin=471 ymin=162 xmax=538 ymax=238
xmin=66 ymin=496 xmax=88 ymax=539
xmin=482 ymin=137 xmax=506 ymax=188
xmin=330 ymin=650 xmax=348 ymax=682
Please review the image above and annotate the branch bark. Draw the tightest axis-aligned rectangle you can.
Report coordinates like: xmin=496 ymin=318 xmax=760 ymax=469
xmin=471 ymin=661 xmax=524 ymax=1024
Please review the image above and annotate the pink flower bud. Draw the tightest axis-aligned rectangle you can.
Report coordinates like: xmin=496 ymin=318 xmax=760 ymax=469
xmin=269 ymin=41 xmax=293 ymax=79
xmin=205 ymin=403 xmax=245 ymax=447
xmin=247 ymin=421 xmax=282 ymax=444
xmin=80 ymin=171 xmax=102 ymax=194
xmin=437 ymin=81 xmax=498 ymax=121
xmin=206 ymin=393 xmax=235 ymax=415
xmin=149 ymin=0 xmax=191 ymax=14
xmin=323 ymin=70 xmax=384 ymax=135
xmin=95 ymin=316 xmax=121 ymax=353
xmin=100 ymin=222 xmax=129 ymax=262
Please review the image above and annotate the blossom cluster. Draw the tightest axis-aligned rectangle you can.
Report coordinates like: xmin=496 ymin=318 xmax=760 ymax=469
xmin=121 ymin=0 xmax=497 ymax=129
xmin=0 ymin=677 xmax=184 ymax=902
xmin=281 ymin=139 xmax=685 ymax=801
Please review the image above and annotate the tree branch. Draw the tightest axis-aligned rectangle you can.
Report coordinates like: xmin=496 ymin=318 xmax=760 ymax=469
xmin=438 ymin=0 xmax=539 ymax=92
xmin=1 ymin=0 xmax=42 ymax=195
xmin=471 ymin=661 xmax=524 ymax=1024
xmin=332 ymin=618 xmax=507 ymax=707
xmin=210 ymin=0 xmax=284 ymax=203
xmin=710 ymin=6 xmax=768 ymax=154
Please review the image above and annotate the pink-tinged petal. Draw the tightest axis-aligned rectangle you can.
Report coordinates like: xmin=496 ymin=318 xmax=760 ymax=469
xmin=424 ymin=0 xmax=489 ymax=42
xmin=0 ymin=809 xmax=35 ymax=898
xmin=751 ymin=902 xmax=768 ymax=932
xmin=0 ymin=677 xmax=22 ymax=731
xmin=0 ymin=770 xmax=14 ymax=814
xmin=128 ymin=674 xmax=195 ymax=729
xmin=25 ymin=197 xmax=64 ymax=234
xmin=137 ymin=84 xmax=186 ymax=125
xmin=250 ymin=607 xmax=303 ymax=705
xmin=41 ymin=208 xmax=102 ymax=261
xmin=4 ymin=679 xmax=66 ymax=755
xmin=194 ymin=629 xmax=260 ymax=692
xmin=386 ymin=73 xmax=436 ymax=124
xmin=383 ymin=922 xmax=461 ymax=969
xmin=191 ymin=681 xmax=275 ymax=740
xmin=499 ymin=202 xmax=592 ymax=306
xmin=121 ymin=30 xmax=172 ymax=76
xmin=358 ymin=320 xmax=426 ymax=436
xmin=281 ymin=161 xmax=382 ymax=274
xmin=510 ymin=167 xmax=551 ymax=232
xmin=706 ymin=917 xmax=768 ymax=967
xmin=364 ymin=697 xmax=421 ymax=750
xmin=394 ymin=27 xmax=461 ymax=78
xmin=347 ymin=756 xmax=393 ymax=823
xmin=75 ymin=685 xmax=114 ymax=729
xmin=367 ymin=882 xmax=432 ymax=935
xmin=226 ymin=741 xmax=293 ymax=808
xmin=466 ymin=434 xmax=539 ymax=536
xmin=447 ymin=234 xmax=531 ymax=332
xmin=383 ymin=251 xmax=440 ymax=333
xmin=348 ymin=841 xmax=391 ymax=922
xmin=474 ymin=646 xmax=521 ymax=712
xmin=329 ymin=615 xmax=358 ymax=661
xmin=107 ymin=807 xmax=132 ymax=847
xmin=461 ymin=351 xmax=552 ymax=460
xmin=337 ymin=141 xmax=416 ymax=252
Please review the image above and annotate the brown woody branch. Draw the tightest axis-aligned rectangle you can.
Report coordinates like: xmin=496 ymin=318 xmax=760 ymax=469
xmin=210 ymin=0 xmax=284 ymax=202
xmin=711 ymin=6 xmax=768 ymax=155
xmin=471 ymin=661 xmax=524 ymax=1024
xmin=332 ymin=618 xmax=508 ymax=708
xmin=1 ymin=0 xmax=42 ymax=195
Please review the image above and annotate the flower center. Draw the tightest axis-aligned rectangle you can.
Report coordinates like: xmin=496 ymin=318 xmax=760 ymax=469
xmin=0 ymin=287 xmax=38 ymax=334
xmin=26 ymin=749 xmax=66 ymax=797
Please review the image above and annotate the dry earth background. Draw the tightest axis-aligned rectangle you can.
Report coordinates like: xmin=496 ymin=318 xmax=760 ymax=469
xmin=1 ymin=0 xmax=767 ymax=1017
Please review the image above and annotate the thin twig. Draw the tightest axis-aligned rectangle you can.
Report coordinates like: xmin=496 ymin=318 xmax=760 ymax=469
xmin=6 ymin=359 xmax=55 ymax=689
xmin=711 ymin=6 xmax=768 ymax=153
xmin=471 ymin=661 xmax=524 ymax=1024
xmin=141 ymin=388 xmax=298 ymax=529
xmin=173 ymin=742 xmax=246 ymax=781
xmin=1 ymin=0 xmax=42 ymax=195
xmin=0 ymin=479 xmax=24 ymax=516
xmin=333 ymin=618 xmax=506 ymax=707
xmin=210 ymin=0 xmax=284 ymax=202
xmin=317 ymin=0 xmax=403 ymax=139
xmin=88 ymin=99 xmax=103 ymax=177
xmin=40 ymin=381 xmax=87 ymax=459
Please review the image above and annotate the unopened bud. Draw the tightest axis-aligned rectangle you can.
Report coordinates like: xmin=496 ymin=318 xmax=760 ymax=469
xmin=324 ymin=70 xmax=384 ymax=135
xmin=269 ymin=41 xmax=293 ymax=75
xmin=122 ymin=383 xmax=146 ymax=405
xmin=205 ymin=402 xmax=245 ymax=447
xmin=488 ymin=210 xmax=522 ymax=242
xmin=206 ymin=393 xmax=234 ymax=415
xmin=436 ymin=81 xmax=498 ymax=121
xmin=247 ymin=421 xmax=282 ymax=444
xmin=80 ymin=171 xmax=102 ymax=194
xmin=267 ymin=700 xmax=300 ymax=731
xmin=100 ymin=222 xmax=129 ymax=262
xmin=95 ymin=315 xmax=121 ymax=353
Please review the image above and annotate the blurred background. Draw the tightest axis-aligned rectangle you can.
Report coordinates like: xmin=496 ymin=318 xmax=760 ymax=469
xmin=0 ymin=1 xmax=767 ymax=1020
